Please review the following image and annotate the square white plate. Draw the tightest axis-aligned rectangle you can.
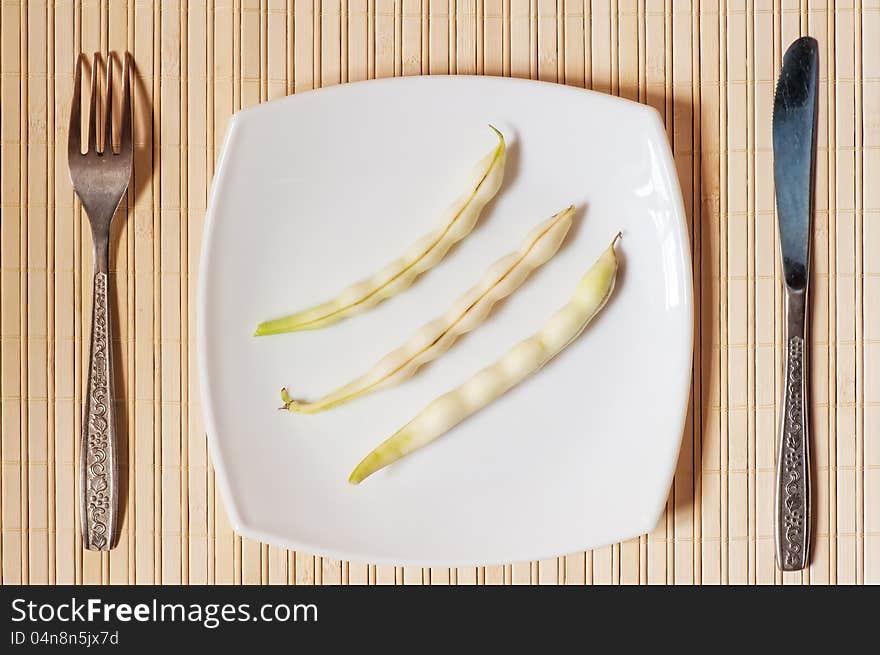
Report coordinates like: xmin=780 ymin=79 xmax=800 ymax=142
xmin=198 ymin=76 xmax=692 ymax=566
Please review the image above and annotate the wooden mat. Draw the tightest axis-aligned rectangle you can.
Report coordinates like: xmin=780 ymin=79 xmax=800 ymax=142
xmin=1 ymin=1 xmax=876 ymax=585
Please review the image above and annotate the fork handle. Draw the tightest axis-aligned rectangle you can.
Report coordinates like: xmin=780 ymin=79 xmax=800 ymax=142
xmin=775 ymin=287 xmax=810 ymax=570
xmin=80 ymin=243 xmax=118 ymax=550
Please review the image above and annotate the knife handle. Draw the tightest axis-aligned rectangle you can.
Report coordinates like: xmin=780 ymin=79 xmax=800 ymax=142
xmin=775 ymin=287 xmax=810 ymax=570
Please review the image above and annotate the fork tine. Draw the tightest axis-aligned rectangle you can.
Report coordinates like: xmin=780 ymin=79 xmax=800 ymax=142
xmin=102 ymin=54 xmax=113 ymax=155
xmin=68 ymin=53 xmax=84 ymax=158
xmin=87 ymin=52 xmax=99 ymax=153
xmin=119 ymin=52 xmax=132 ymax=157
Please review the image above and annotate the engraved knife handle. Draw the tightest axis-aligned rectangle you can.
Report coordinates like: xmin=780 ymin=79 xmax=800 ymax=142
xmin=79 ymin=243 xmax=118 ymax=551
xmin=775 ymin=287 xmax=810 ymax=570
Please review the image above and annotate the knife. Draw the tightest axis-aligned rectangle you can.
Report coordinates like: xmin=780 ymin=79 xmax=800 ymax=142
xmin=772 ymin=36 xmax=819 ymax=571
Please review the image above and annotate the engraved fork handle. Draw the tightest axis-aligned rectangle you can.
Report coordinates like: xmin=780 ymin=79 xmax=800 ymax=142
xmin=80 ymin=238 xmax=118 ymax=550
xmin=775 ymin=287 xmax=810 ymax=570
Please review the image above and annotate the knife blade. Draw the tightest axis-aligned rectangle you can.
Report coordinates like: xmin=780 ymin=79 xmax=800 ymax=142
xmin=772 ymin=36 xmax=819 ymax=572
xmin=774 ymin=37 xmax=819 ymax=291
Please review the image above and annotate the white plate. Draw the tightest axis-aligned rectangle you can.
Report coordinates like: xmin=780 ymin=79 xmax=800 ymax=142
xmin=198 ymin=76 xmax=692 ymax=567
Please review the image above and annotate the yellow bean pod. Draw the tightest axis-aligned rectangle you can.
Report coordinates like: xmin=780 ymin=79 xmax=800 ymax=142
xmin=254 ymin=128 xmax=507 ymax=335
xmin=349 ymin=232 xmax=621 ymax=484
xmin=281 ymin=205 xmax=575 ymax=413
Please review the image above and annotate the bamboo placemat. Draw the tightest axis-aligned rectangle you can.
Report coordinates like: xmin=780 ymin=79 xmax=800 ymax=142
xmin=0 ymin=1 xmax=876 ymax=585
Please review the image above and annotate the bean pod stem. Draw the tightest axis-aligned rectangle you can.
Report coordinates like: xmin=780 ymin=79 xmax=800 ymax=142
xmin=254 ymin=127 xmax=507 ymax=335
xmin=349 ymin=232 xmax=622 ymax=484
xmin=281 ymin=205 xmax=575 ymax=413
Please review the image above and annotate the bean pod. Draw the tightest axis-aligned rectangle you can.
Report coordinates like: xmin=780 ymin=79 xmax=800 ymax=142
xmin=255 ymin=128 xmax=507 ymax=335
xmin=349 ymin=232 xmax=621 ymax=484
xmin=281 ymin=205 xmax=575 ymax=413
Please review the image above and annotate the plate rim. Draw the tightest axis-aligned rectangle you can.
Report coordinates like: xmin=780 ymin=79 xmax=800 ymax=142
xmin=197 ymin=74 xmax=694 ymax=567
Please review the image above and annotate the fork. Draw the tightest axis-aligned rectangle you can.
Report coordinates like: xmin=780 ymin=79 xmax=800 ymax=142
xmin=68 ymin=52 xmax=133 ymax=551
